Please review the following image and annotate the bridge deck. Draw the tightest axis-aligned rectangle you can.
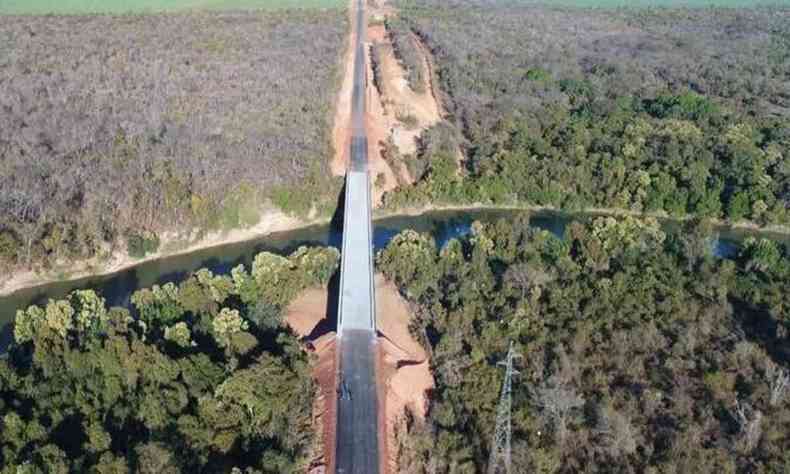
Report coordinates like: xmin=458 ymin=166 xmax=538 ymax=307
xmin=334 ymin=0 xmax=380 ymax=472
xmin=337 ymin=167 xmax=376 ymax=332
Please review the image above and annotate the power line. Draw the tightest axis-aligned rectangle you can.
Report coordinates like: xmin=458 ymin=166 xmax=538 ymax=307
xmin=488 ymin=341 xmax=522 ymax=474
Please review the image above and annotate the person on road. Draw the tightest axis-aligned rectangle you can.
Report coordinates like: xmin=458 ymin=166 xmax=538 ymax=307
xmin=338 ymin=378 xmax=352 ymax=401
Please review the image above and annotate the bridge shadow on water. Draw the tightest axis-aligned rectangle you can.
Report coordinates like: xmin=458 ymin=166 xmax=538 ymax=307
xmin=306 ymin=179 xmax=347 ymax=340
xmin=329 ymin=179 xmax=346 ymax=249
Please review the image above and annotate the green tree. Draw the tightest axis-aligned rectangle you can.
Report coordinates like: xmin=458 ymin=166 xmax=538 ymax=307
xmin=164 ymin=322 xmax=193 ymax=348
xmin=0 ymin=230 xmax=19 ymax=263
xmin=740 ymin=237 xmax=782 ymax=273
xmin=131 ymin=283 xmax=183 ymax=326
xmin=727 ymin=192 xmax=751 ymax=221
xmin=377 ymin=230 xmax=440 ymax=301
xmin=134 ymin=443 xmax=180 ymax=474
xmin=213 ymin=308 xmax=249 ymax=348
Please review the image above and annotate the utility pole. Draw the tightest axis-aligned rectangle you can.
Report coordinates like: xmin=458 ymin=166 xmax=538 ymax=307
xmin=488 ymin=342 xmax=522 ymax=474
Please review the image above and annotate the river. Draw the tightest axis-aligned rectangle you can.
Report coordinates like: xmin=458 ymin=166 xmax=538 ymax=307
xmin=1 ymin=209 xmax=787 ymax=349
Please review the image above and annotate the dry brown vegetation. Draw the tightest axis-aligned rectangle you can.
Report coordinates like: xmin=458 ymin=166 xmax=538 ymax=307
xmin=386 ymin=1 xmax=790 ymax=233
xmin=400 ymin=1 xmax=790 ymax=140
xmin=379 ymin=216 xmax=790 ymax=473
xmin=0 ymin=10 xmax=346 ymax=271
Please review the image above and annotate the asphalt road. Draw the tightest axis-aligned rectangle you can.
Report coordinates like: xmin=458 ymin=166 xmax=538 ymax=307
xmin=351 ymin=0 xmax=366 ymax=139
xmin=334 ymin=0 xmax=380 ymax=472
xmin=335 ymin=330 xmax=379 ymax=474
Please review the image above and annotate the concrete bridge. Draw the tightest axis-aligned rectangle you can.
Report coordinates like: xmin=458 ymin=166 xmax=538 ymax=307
xmin=334 ymin=0 xmax=381 ymax=472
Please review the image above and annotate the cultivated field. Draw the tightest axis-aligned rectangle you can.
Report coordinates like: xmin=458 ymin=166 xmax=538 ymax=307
xmin=0 ymin=0 xmax=343 ymax=15
xmin=0 ymin=10 xmax=347 ymax=269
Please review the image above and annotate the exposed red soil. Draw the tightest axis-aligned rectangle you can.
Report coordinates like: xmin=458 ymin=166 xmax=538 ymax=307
xmin=284 ymin=276 xmax=435 ymax=474
xmin=364 ymin=0 xmax=447 ymax=205
xmin=410 ymin=30 xmax=465 ymax=166
xmin=369 ymin=23 xmax=386 ymax=42
xmin=375 ymin=274 xmax=434 ymax=474
xmin=366 ymin=91 xmax=401 ymax=206
xmin=410 ymin=30 xmax=447 ymax=119
xmin=366 ymin=45 xmax=401 ymax=206
xmin=285 ymin=286 xmax=329 ymax=337
xmin=330 ymin=0 xmax=357 ymax=176
xmin=308 ymin=333 xmax=338 ymax=474
xmin=375 ymin=275 xmax=426 ymax=360
xmin=284 ymin=288 xmax=337 ymax=474
xmin=376 ymin=341 xmax=390 ymax=474
xmin=374 ymin=34 xmax=442 ymax=157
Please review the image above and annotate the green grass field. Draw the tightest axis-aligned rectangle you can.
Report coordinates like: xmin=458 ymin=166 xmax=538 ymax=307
xmin=0 ymin=0 xmax=344 ymax=15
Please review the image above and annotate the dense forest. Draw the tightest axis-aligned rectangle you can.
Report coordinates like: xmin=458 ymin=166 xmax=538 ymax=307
xmin=377 ymin=215 xmax=790 ymax=472
xmin=0 ymin=246 xmax=339 ymax=472
xmin=385 ymin=1 xmax=790 ymax=230
xmin=0 ymin=10 xmax=346 ymax=272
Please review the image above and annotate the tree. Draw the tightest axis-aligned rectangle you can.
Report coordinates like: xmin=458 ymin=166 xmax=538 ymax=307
xmin=248 ymin=300 xmax=282 ymax=330
xmin=593 ymin=404 xmax=637 ymax=458
xmin=376 ymin=230 xmax=439 ymax=300
xmin=0 ymin=10 xmax=348 ymax=271
xmin=92 ymin=453 xmax=129 ymax=474
xmin=164 ymin=322 xmax=193 ymax=348
xmin=740 ymin=237 xmax=782 ymax=273
xmin=733 ymin=400 xmax=763 ymax=454
xmin=289 ymin=246 xmax=340 ymax=286
xmin=766 ymin=361 xmax=790 ymax=407
xmin=727 ymin=192 xmax=751 ymax=221
xmin=131 ymin=283 xmax=183 ymax=326
xmin=377 ymin=212 xmax=790 ymax=470
xmin=532 ymin=375 xmax=585 ymax=446
xmin=3 ymin=186 xmax=47 ymax=267
xmin=134 ymin=443 xmax=180 ymax=474
xmin=677 ymin=218 xmax=717 ymax=270
xmin=504 ymin=262 xmax=555 ymax=299
xmin=0 ymin=230 xmax=20 ymax=264
xmin=251 ymin=252 xmax=299 ymax=307
xmin=213 ymin=308 xmax=249 ymax=348
xmin=6 ymin=254 xmax=320 ymax=472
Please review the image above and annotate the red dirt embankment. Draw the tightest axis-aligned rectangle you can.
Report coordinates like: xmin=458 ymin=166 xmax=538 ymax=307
xmin=330 ymin=0 xmax=357 ymax=177
xmin=284 ymin=288 xmax=338 ymax=474
xmin=284 ymin=277 xmax=434 ymax=474
xmin=375 ymin=274 xmax=434 ymax=474
xmin=331 ymin=0 xmax=446 ymax=207
xmin=365 ymin=4 xmax=445 ymax=206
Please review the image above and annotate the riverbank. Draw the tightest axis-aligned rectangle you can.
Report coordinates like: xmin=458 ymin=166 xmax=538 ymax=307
xmin=3 ymin=201 xmax=789 ymax=299
xmin=376 ymin=202 xmax=790 ymax=238
xmin=0 ymin=207 xmax=330 ymax=298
